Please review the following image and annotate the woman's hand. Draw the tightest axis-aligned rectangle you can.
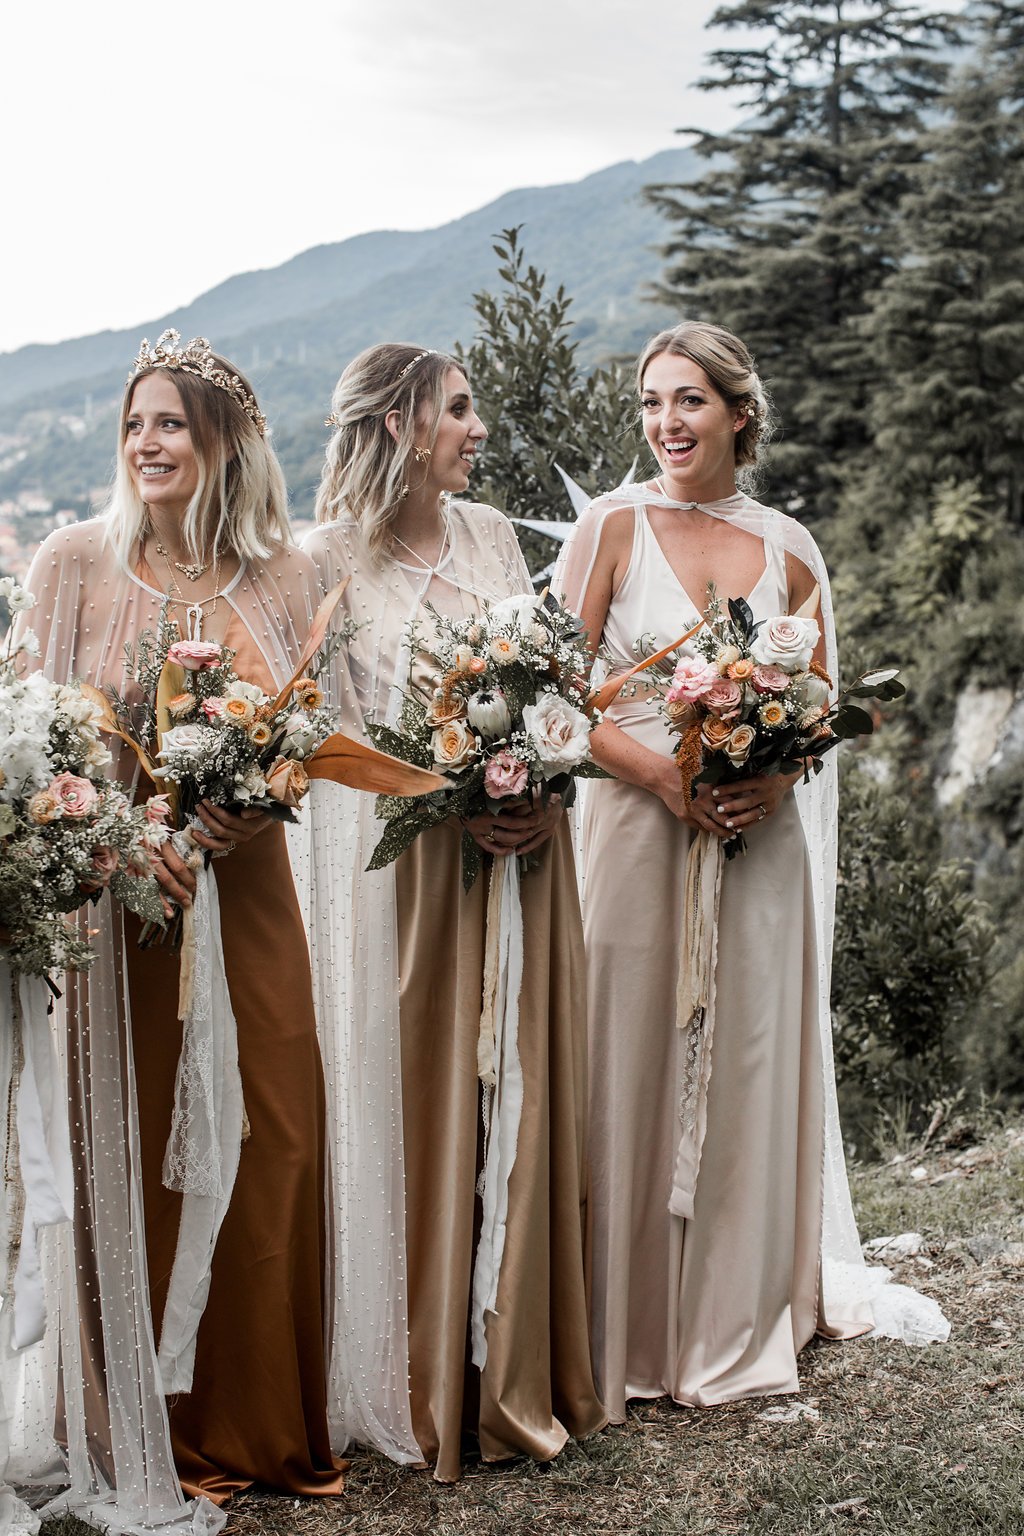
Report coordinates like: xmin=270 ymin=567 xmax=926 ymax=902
xmin=462 ymin=791 xmax=564 ymax=858
xmin=709 ymin=770 xmax=800 ymax=835
xmin=191 ymin=800 xmax=272 ymax=855
xmin=154 ymin=838 xmax=199 ymax=917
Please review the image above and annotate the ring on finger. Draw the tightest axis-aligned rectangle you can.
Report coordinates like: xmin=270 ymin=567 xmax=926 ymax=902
xmin=756 ymin=803 xmax=767 ymax=822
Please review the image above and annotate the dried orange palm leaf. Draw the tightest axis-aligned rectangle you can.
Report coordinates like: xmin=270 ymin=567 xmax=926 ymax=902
xmin=79 ymin=682 xmax=158 ymax=781
xmin=306 ymin=732 xmax=448 ymax=797
xmin=586 ymin=620 xmax=704 ymax=715
xmin=271 ymin=578 xmax=351 ymax=713
xmin=155 ymin=659 xmax=187 ymax=823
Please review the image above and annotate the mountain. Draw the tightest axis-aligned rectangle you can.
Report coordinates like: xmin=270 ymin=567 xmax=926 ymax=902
xmin=0 ymin=146 xmax=695 ymax=521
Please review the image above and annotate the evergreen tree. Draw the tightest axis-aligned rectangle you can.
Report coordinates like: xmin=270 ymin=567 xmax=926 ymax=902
xmin=454 ymin=228 xmax=640 ymax=572
xmin=647 ymin=0 xmax=955 ymax=518
xmin=863 ymin=0 xmax=1024 ymax=524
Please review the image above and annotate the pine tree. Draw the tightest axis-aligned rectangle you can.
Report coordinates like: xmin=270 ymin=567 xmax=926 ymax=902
xmin=647 ymin=0 xmax=955 ymax=519
xmin=863 ymin=0 xmax=1024 ymax=523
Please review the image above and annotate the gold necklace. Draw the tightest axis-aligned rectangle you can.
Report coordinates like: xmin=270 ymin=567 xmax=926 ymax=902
xmin=157 ymin=545 xmax=224 ymax=641
xmin=154 ymin=541 xmax=213 ymax=582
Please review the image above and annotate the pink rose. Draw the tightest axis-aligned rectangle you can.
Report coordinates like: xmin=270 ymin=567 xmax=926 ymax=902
xmin=484 ymin=750 xmax=529 ymax=799
xmin=751 ymin=664 xmax=790 ymax=695
xmin=703 ymin=678 xmax=743 ymax=721
xmin=48 ymin=772 xmax=98 ymax=818
xmin=200 ymin=697 xmax=225 ymax=721
xmin=85 ymin=845 xmax=120 ymax=887
xmin=167 ymin=640 xmax=223 ymax=671
xmin=750 ymin=616 xmax=819 ymax=673
xmin=666 ymin=655 xmax=718 ymax=704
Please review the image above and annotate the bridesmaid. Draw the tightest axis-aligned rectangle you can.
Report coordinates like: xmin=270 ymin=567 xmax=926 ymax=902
xmin=556 ymin=321 xmax=879 ymax=1423
xmin=304 ymin=343 xmax=606 ymax=1481
xmin=22 ymin=331 xmax=344 ymax=1514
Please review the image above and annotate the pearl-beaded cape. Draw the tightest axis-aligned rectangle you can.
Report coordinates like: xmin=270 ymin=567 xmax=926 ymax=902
xmin=11 ymin=518 xmax=324 ymax=1533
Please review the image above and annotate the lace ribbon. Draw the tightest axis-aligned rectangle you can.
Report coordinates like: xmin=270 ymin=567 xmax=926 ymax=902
xmin=158 ymin=833 xmax=244 ymax=1393
xmin=670 ymin=829 xmax=724 ymax=1219
xmin=471 ymin=855 xmax=524 ymax=1368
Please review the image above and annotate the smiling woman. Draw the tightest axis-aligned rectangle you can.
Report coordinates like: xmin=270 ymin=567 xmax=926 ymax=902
xmin=13 ymin=331 xmax=345 ymax=1529
xmin=300 ymin=341 xmax=605 ymax=1480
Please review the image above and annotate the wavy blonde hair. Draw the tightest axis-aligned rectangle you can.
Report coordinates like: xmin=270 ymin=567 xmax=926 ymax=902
xmin=315 ymin=344 xmax=462 ymax=562
xmin=104 ymin=353 xmax=290 ymax=569
xmin=637 ymin=321 xmax=774 ymax=475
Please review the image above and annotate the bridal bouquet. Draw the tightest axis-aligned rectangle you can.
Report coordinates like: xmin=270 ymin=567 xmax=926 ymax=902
xmin=366 ymin=590 xmax=604 ymax=887
xmin=0 ymin=580 xmax=168 ymax=976
xmin=657 ymin=590 xmax=905 ymax=858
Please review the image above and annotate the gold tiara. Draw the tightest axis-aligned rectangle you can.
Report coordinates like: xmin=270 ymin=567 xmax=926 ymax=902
xmin=130 ymin=329 xmax=267 ymax=436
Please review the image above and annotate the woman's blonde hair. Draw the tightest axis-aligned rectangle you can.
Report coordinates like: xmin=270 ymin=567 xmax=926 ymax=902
xmin=636 ymin=321 xmax=774 ymax=474
xmin=104 ymin=353 xmax=290 ymax=569
xmin=315 ymin=344 xmax=462 ymax=562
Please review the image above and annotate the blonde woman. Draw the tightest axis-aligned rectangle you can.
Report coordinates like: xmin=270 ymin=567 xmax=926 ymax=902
xmin=556 ymin=321 xmax=946 ymax=1424
xmin=303 ymin=344 xmax=605 ymax=1482
xmin=20 ymin=333 xmax=343 ymax=1523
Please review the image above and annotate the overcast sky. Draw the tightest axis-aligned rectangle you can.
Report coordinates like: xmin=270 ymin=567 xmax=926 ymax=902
xmin=1 ymin=0 xmax=752 ymax=356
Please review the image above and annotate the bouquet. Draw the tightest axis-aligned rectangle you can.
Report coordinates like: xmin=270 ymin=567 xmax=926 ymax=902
xmin=0 ymin=579 xmax=168 ymax=977
xmin=365 ymin=590 xmax=605 ymax=888
xmin=657 ymin=590 xmax=905 ymax=858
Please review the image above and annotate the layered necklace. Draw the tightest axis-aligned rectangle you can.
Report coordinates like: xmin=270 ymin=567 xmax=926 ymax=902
xmin=150 ymin=536 xmax=225 ymax=640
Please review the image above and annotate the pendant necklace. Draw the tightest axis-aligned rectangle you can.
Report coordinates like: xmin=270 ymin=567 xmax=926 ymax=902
xmin=158 ymin=546 xmax=223 ymax=640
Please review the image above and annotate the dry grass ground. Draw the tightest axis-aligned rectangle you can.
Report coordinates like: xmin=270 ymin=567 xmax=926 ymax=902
xmin=40 ymin=1120 xmax=1024 ymax=1536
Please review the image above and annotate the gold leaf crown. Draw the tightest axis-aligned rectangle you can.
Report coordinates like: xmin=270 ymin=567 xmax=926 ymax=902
xmin=129 ymin=329 xmax=268 ymax=436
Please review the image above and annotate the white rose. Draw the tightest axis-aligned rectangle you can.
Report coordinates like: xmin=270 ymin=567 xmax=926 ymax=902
xmin=158 ymin=723 xmax=207 ymax=756
xmin=750 ymin=616 xmax=820 ymax=673
xmin=522 ymin=692 xmax=592 ymax=779
xmin=467 ymin=690 xmax=512 ymax=740
xmin=488 ymin=593 xmax=542 ymax=630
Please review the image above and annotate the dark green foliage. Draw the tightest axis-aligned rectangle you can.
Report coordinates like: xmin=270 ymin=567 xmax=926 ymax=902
xmin=832 ymin=759 xmax=994 ymax=1141
xmin=647 ymin=0 xmax=956 ymax=519
xmin=454 ymin=227 xmax=641 ymax=571
xmin=863 ymin=1 xmax=1024 ymax=525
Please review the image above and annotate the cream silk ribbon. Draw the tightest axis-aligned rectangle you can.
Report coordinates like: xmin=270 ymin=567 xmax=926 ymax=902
xmin=471 ymin=855 xmax=524 ymax=1368
xmin=670 ymin=828 xmax=725 ymax=1219
xmin=158 ymin=833 xmax=244 ymax=1394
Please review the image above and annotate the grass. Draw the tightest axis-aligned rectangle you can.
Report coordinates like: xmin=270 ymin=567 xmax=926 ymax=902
xmin=38 ymin=1121 xmax=1024 ymax=1536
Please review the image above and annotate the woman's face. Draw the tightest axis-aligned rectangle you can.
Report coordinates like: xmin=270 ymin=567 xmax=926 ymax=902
xmin=124 ymin=373 xmax=200 ymax=520
xmin=417 ymin=368 xmax=487 ymax=495
xmin=640 ymin=352 xmax=745 ymax=500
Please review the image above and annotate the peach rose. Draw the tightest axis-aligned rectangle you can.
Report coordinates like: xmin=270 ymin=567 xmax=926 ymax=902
xmin=701 ymin=717 xmax=733 ymax=751
xmin=426 ymin=693 xmax=467 ymax=726
xmin=665 ymin=698 xmax=700 ymax=727
xmin=431 ymin=719 xmax=479 ymax=772
xmin=265 ymin=757 xmax=310 ymax=807
xmin=724 ymin=724 xmax=756 ymax=766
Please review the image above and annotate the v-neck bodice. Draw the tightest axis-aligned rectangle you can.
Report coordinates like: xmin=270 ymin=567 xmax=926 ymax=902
xmin=600 ymin=500 xmax=788 ymax=754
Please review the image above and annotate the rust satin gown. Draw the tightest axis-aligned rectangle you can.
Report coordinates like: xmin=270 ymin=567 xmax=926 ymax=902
xmin=126 ymin=612 xmax=344 ymax=1503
